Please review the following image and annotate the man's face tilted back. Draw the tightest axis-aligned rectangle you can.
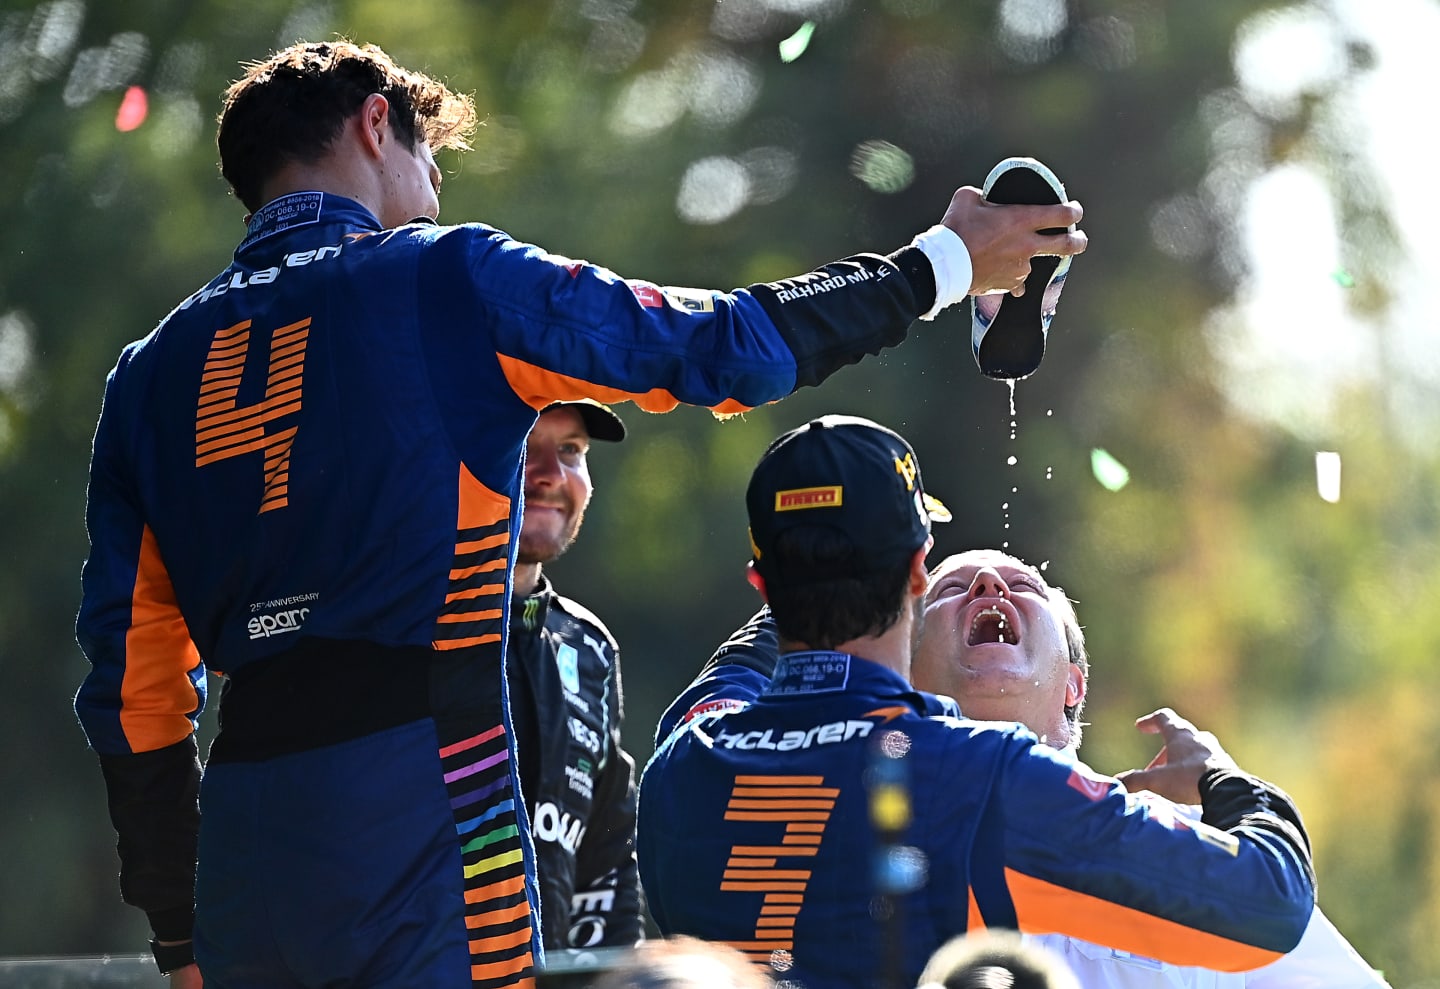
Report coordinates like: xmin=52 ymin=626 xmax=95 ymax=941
xmin=914 ymin=549 xmax=1084 ymax=747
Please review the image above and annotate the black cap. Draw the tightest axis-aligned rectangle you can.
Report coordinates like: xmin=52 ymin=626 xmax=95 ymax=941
xmin=746 ymin=415 xmax=950 ymax=586
xmin=542 ymin=399 xmax=626 ymax=442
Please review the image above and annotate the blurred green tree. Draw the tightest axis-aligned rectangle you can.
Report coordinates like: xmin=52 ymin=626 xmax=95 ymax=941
xmin=0 ymin=0 xmax=1430 ymax=982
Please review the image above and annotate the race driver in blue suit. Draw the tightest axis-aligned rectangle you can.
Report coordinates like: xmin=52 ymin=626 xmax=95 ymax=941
xmin=71 ymin=40 xmax=1087 ymax=989
xmin=656 ymin=558 xmax=1387 ymax=989
xmin=637 ymin=415 xmax=1315 ymax=989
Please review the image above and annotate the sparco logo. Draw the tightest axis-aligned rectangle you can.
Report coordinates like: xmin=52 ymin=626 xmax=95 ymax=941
xmin=247 ymin=607 xmax=309 ymax=639
xmin=534 ymin=801 xmax=587 ymax=852
xmin=715 ymin=718 xmax=874 ymax=751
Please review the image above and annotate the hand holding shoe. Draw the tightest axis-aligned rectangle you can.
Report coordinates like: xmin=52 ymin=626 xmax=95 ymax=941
xmin=940 ymin=186 xmax=1086 ymax=296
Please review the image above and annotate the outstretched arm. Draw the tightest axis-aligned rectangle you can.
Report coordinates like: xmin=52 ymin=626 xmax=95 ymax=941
xmin=452 ymin=183 xmax=1086 ymax=426
xmin=977 ymin=715 xmax=1315 ymax=972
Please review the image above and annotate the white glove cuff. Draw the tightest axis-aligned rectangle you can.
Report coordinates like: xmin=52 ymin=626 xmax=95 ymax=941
xmin=910 ymin=224 xmax=973 ymax=321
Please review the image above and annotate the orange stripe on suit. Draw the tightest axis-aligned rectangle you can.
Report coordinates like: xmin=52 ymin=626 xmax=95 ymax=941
xmin=496 ymin=353 xmax=753 ymax=416
xmin=1005 ymin=868 xmax=1285 ymax=971
xmin=119 ymin=525 xmax=201 ymax=752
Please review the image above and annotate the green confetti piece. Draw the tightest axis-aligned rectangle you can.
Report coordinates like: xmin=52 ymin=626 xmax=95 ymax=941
xmin=1331 ymin=268 xmax=1355 ymax=288
xmin=779 ymin=22 xmax=815 ymax=62
xmin=852 ymin=140 xmax=915 ymax=194
xmin=1090 ymin=448 xmax=1130 ymax=491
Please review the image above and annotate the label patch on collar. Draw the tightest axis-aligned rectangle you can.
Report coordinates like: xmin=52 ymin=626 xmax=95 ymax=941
xmin=766 ymin=653 xmax=851 ymax=695
xmin=242 ymin=192 xmax=324 ymax=248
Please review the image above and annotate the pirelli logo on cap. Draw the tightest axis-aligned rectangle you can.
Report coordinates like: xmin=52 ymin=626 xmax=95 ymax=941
xmin=775 ymin=485 xmax=843 ymax=511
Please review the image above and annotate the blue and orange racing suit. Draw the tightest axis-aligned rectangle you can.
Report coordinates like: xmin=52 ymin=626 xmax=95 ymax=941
xmin=640 ymin=610 xmax=1316 ymax=989
xmin=74 ymin=192 xmax=952 ymax=987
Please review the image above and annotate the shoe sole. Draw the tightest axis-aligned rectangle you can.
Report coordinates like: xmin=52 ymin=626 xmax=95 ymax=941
xmin=972 ymin=158 xmax=1072 ymax=380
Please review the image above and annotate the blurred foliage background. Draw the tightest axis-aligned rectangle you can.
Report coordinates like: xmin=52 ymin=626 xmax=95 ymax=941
xmin=2 ymin=0 xmax=1437 ymax=982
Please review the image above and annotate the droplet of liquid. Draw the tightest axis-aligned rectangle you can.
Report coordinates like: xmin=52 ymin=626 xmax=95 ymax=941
xmin=1039 ymin=561 xmax=1049 ymax=571
xmin=1007 ymin=455 xmax=1017 ymax=466
xmin=1002 ymin=502 xmax=1009 ymax=510
xmin=1045 ymin=467 xmax=1053 ymax=480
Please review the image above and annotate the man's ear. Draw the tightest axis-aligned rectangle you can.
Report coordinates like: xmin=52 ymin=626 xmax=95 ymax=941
xmin=357 ymin=92 xmax=391 ymax=159
xmin=907 ymin=537 xmax=933 ymax=596
xmin=1065 ymin=662 xmax=1086 ymax=710
xmin=746 ymin=561 xmax=768 ymax=602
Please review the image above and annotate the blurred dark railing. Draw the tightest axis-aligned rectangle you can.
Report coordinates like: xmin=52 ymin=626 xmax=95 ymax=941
xmin=0 ymin=947 xmax=634 ymax=988
xmin=0 ymin=956 xmax=165 ymax=989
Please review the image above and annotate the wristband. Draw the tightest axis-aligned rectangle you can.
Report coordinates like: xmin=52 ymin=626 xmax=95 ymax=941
xmin=910 ymin=224 xmax=973 ymax=320
xmin=149 ymin=938 xmax=195 ymax=974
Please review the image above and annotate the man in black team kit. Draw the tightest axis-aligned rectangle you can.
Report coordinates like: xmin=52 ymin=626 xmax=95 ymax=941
xmin=508 ymin=400 xmax=642 ymax=951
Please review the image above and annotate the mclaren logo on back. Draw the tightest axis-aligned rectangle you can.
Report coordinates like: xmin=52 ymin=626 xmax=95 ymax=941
xmin=715 ymin=717 xmax=874 ymax=751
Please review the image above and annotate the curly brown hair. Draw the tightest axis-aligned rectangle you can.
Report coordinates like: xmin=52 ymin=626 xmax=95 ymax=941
xmin=217 ymin=40 xmax=477 ymax=211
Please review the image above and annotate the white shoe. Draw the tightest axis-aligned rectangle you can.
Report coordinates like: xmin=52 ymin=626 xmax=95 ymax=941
xmin=972 ymin=157 xmax=1074 ymax=380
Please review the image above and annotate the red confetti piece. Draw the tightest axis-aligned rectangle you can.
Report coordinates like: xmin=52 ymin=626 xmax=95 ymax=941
xmin=116 ymin=86 xmax=148 ymax=132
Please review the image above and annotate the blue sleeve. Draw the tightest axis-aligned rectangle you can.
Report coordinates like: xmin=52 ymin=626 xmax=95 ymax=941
xmin=74 ymin=354 xmax=205 ymax=944
xmin=75 ymin=354 xmax=206 ymax=757
xmin=967 ymin=735 xmax=1314 ymax=972
xmin=422 ymin=226 xmax=932 ymax=417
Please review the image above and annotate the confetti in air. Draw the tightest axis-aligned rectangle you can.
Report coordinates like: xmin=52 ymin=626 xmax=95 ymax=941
xmin=116 ymin=86 xmax=148 ymax=132
xmin=780 ymin=22 xmax=816 ymax=62
xmin=1090 ymin=448 xmax=1130 ymax=491
xmin=851 ymin=140 xmax=915 ymax=194
xmin=1316 ymin=451 xmax=1341 ymax=502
